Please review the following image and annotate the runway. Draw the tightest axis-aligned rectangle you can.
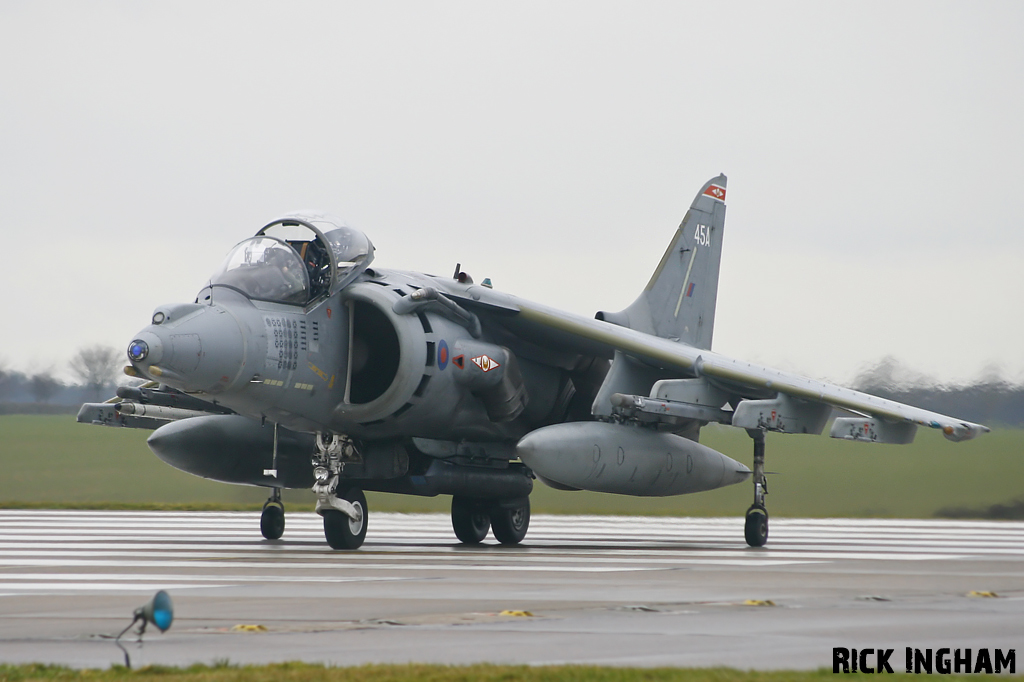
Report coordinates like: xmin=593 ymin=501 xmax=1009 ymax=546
xmin=0 ymin=510 xmax=1022 ymax=670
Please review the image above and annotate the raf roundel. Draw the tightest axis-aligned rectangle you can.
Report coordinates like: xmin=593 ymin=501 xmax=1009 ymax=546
xmin=437 ymin=339 xmax=449 ymax=370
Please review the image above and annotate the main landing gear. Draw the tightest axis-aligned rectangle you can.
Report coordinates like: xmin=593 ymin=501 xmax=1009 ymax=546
xmin=260 ymin=488 xmax=285 ymax=540
xmin=744 ymin=429 xmax=769 ymax=547
xmin=312 ymin=432 xmax=368 ymax=550
xmin=451 ymin=495 xmax=530 ymax=545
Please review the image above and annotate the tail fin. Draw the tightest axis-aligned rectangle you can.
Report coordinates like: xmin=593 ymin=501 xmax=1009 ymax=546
xmin=598 ymin=175 xmax=727 ymax=350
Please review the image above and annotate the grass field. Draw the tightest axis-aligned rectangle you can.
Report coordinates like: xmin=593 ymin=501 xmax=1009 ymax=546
xmin=1 ymin=415 xmax=1021 ymax=518
xmin=0 ymin=663 xmax=1007 ymax=682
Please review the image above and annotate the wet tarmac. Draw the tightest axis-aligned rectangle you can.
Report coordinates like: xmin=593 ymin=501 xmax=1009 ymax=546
xmin=0 ymin=510 xmax=1021 ymax=670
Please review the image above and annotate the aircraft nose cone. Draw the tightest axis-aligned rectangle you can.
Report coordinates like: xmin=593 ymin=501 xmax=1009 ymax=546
xmin=128 ymin=305 xmax=246 ymax=392
xmin=128 ymin=330 xmax=165 ymax=368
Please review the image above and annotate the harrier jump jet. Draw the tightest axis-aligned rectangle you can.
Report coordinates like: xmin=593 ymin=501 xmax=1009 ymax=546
xmin=79 ymin=175 xmax=989 ymax=549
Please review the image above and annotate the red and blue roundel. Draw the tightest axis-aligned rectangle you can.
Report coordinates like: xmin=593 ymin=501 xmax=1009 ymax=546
xmin=438 ymin=339 xmax=449 ymax=370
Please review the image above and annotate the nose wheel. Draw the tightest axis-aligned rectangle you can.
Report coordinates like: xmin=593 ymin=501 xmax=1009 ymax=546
xmin=745 ymin=430 xmax=769 ymax=547
xmin=311 ymin=433 xmax=368 ymax=550
xmin=260 ymin=489 xmax=285 ymax=540
xmin=322 ymin=487 xmax=368 ymax=550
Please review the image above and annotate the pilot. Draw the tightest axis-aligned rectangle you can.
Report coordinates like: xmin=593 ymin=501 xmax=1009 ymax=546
xmin=302 ymin=241 xmax=330 ymax=298
xmin=268 ymin=246 xmax=306 ymax=298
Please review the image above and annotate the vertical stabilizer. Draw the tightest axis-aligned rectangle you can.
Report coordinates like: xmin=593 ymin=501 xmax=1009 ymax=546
xmin=598 ymin=175 xmax=727 ymax=350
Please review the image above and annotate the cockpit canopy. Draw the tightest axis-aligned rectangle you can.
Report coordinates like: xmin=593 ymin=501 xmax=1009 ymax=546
xmin=209 ymin=212 xmax=375 ymax=306
xmin=212 ymin=237 xmax=311 ymax=305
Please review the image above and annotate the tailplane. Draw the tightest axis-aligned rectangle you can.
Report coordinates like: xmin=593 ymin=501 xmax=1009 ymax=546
xmin=598 ymin=174 xmax=727 ymax=350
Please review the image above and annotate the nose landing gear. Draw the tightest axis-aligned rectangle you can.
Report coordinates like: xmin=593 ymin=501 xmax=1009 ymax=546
xmin=322 ymin=488 xmax=368 ymax=550
xmin=744 ymin=429 xmax=769 ymax=547
xmin=312 ymin=432 xmax=368 ymax=550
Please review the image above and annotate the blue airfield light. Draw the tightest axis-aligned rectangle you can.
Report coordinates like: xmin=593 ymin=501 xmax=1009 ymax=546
xmin=141 ymin=589 xmax=174 ymax=632
xmin=116 ymin=590 xmax=173 ymax=668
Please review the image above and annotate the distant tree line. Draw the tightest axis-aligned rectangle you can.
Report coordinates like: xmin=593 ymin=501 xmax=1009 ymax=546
xmin=0 ymin=345 xmax=124 ymax=413
xmin=2 ymin=349 xmax=1022 ymax=427
xmin=848 ymin=358 xmax=1024 ymax=519
xmin=852 ymin=357 xmax=1024 ymax=427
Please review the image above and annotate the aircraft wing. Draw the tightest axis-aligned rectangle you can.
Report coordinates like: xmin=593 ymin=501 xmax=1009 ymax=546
xmin=446 ymin=285 xmax=989 ymax=444
xmin=435 ymin=171 xmax=986 ymax=446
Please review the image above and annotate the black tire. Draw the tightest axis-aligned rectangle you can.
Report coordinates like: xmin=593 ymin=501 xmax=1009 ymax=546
xmin=260 ymin=501 xmax=285 ymax=540
xmin=745 ymin=505 xmax=769 ymax=547
xmin=490 ymin=497 xmax=530 ymax=545
xmin=323 ymin=488 xmax=368 ymax=550
xmin=451 ymin=496 xmax=490 ymax=544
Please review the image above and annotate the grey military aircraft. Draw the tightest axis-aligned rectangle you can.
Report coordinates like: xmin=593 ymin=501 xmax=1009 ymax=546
xmin=79 ymin=175 xmax=990 ymax=549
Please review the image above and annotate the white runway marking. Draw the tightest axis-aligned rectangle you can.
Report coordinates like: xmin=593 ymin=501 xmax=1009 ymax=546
xmin=0 ymin=511 xmax=1021 ymax=594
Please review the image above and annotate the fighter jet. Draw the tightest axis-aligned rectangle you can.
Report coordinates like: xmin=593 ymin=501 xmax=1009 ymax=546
xmin=79 ymin=175 xmax=989 ymax=549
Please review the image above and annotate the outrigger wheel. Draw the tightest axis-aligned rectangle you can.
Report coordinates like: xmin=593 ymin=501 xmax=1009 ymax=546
xmin=745 ymin=429 xmax=769 ymax=547
xmin=260 ymin=490 xmax=285 ymax=540
xmin=745 ymin=504 xmax=768 ymax=547
xmin=451 ymin=496 xmax=490 ymax=544
xmin=323 ymin=487 xmax=368 ymax=550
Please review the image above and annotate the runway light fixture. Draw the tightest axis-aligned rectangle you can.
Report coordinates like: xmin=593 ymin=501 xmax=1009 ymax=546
xmin=114 ymin=590 xmax=173 ymax=668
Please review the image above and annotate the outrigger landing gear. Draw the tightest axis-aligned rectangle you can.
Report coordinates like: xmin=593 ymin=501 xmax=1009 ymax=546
xmin=744 ymin=429 xmax=769 ymax=547
xmin=260 ymin=424 xmax=285 ymax=540
xmin=312 ymin=432 xmax=368 ymax=550
xmin=260 ymin=488 xmax=285 ymax=540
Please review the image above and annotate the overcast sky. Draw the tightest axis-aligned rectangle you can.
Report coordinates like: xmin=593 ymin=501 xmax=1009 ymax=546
xmin=1 ymin=2 xmax=1021 ymax=385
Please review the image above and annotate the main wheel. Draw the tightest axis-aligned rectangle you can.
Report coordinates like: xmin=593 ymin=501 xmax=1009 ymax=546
xmin=451 ymin=496 xmax=490 ymax=544
xmin=260 ymin=501 xmax=285 ymax=540
xmin=490 ymin=497 xmax=530 ymax=545
xmin=323 ymin=488 xmax=368 ymax=550
xmin=745 ymin=505 xmax=768 ymax=547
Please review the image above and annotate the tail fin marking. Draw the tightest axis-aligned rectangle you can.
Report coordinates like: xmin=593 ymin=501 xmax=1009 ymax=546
xmin=599 ymin=174 xmax=728 ymax=351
